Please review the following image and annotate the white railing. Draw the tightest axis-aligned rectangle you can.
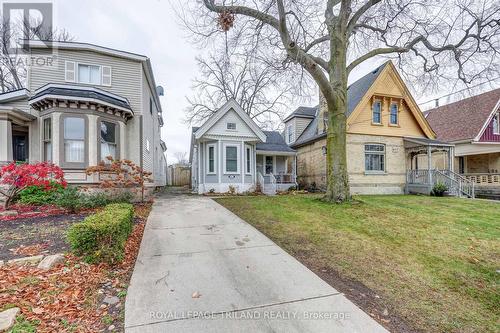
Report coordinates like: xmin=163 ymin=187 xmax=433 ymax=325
xmin=464 ymin=173 xmax=500 ymax=186
xmin=406 ymin=169 xmax=475 ymax=198
xmin=274 ymin=173 xmax=296 ymax=184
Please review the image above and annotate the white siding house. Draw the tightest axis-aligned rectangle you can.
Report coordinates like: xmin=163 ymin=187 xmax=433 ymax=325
xmin=190 ymin=99 xmax=297 ymax=195
xmin=0 ymin=41 xmax=167 ymax=187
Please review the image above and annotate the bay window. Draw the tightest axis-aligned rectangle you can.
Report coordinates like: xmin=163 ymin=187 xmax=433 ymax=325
xmin=207 ymin=144 xmax=215 ymax=174
xmin=100 ymin=121 xmax=117 ymax=161
xmin=63 ymin=117 xmax=86 ymax=166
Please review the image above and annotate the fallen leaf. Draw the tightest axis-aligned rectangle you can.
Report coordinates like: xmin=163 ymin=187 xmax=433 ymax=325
xmin=192 ymin=291 xmax=201 ymax=298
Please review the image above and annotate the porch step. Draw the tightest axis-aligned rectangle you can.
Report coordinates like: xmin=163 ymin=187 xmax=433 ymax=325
xmin=263 ymin=185 xmax=276 ymax=196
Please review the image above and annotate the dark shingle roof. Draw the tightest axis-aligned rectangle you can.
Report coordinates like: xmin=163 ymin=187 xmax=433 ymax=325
xmin=256 ymin=131 xmax=295 ymax=153
xmin=291 ymin=62 xmax=388 ymax=148
xmin=424 ymin=88 xmax=500 ymax=142
xmin=30 ymin=87 xmax=131 ymax=111
xmin=284 ymin=106 xmax=318 ymax=122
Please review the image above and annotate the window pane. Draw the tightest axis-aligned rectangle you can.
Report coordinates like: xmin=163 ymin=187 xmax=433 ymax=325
xmin=265 ymin=156 xmax=273 ymax=174
xmin=372 ymin=101 xmax=381 ymax=123
xmin=226 ymin=146 xmax=237 ymax=159
xmin=89 ymin=65 xmax=101 ymax=84
xmin=100 ymin=121 xmax=116 ymax=143
xmin=78 ymin=64 xmax=89 ymax=83
xmin=64 ymin=117 xmax=85 ymax=140
xmin=390 ymin=104 xmax=398 ymax=124
xmin=44 ymin=142 xmax=52 ymax=162
xmin=246 ymin=148 xmax=251 ymax=173
xmin=65 ymin=140 xmax=84 ymax=163
xmin=101 ymin=143 xmax=116 ymax=161
xmin=43 ymin=118 xmax=51 ymax=140
xmin=227 ymin=123 xmax=236 ymax=130
xmin=226 ymin=160 xmax=237 ymax=172
xmin=208 ymin=146 xmax=214 ymax=172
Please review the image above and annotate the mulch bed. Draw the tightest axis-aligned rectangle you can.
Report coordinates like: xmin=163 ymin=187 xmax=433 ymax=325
xmin=0 ymin=213 xmax=88 ymax=261
xmin=0 ymin=203 xmax=151 ymax=332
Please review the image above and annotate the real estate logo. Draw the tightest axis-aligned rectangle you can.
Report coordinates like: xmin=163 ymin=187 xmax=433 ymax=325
xmin=2 ymin=2 xmax=53 ymax=53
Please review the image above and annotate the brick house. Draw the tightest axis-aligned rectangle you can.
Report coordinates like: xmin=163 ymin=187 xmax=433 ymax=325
xmin=285 ymin=61 xmax=471 ymax=196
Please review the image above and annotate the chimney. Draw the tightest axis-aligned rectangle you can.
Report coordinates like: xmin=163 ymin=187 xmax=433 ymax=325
xmin=317 ymin=88 xmax=328 ymax=134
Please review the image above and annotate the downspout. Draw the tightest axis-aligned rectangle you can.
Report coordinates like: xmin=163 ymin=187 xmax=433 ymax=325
xmin=139 ymin=115 xmax=144 ymax=202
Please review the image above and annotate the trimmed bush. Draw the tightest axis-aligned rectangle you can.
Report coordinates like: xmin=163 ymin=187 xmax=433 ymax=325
xmin=18 ymin=182 xmax=64 ymax=205
xmin=432 ymin=182 xmax=448 ymax=197
xmin=67 ymin=203 xmax=134 ymax=264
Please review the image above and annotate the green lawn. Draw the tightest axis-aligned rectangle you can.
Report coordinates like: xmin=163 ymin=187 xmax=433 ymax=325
xmin=215 ymin=194 xmax=500 ymax=333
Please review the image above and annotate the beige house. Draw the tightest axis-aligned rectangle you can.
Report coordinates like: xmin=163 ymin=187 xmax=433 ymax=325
xmin=0 ymin=41 xmax=167 ymax=187
xmin=287 ymin=61 xmax=472 ymax=196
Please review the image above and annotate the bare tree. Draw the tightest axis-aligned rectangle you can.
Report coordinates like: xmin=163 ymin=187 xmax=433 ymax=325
xmin=174 ymin=151 xmax=189 ymax=165
xmin=185 ymin=51 xmax=295 ymax=129
xmin=189 ymin=0 xmax=500 ymax=203
xmin=0 ymin=16 xmax=73 ymax=92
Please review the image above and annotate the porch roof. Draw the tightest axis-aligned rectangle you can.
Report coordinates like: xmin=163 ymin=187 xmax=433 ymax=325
xmin=256 ymin=131 xmax=296 ymax=154
xmin=0 ymin=106 xmax=36 ymax=123
xmin=403 ymin=137 xmax=454 ymax=148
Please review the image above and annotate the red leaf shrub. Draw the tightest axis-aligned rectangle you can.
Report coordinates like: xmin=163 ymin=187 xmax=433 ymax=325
xmin=0 ymin=162 xmax=67 ymax=209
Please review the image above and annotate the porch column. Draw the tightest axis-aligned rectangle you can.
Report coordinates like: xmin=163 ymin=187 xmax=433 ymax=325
xmin=0 ymin=119 xmax=13 ymax=162
xmin=427 ymin=145 xmax=432 ymax=184
xmin=448 ymin=147 xmax=454 ymax=172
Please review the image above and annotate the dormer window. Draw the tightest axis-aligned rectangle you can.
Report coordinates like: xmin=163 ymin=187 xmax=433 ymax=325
xmin=372 ymin=100 xmax=382 ymax=124
xmin=227 ymin=122 xmax=236 ymax=130
xmin=493 ymin=112 xmax=499 ymax=134
xmin=390 ymin=103 xmax=399 ymax=125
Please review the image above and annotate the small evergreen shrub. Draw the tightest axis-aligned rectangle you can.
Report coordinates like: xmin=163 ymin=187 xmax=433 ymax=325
xmin=18 ymin=182 xmax=64 ymax=205
xmin=67 ymin=203 xmax=134 ymax=264
xmin=432 ymin=182 xmax=448 ymax=197
xmin=54 ymin=186 xmax=83 ymax=212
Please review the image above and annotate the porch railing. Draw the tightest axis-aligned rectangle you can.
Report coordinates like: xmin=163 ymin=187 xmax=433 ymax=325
xmin=406 ymin=169 xmax=475 ymax=198
xmin=274 ymin=173 xmax=296 ymax=184
xmin=463 ymin=173 xmax=500 ymax=186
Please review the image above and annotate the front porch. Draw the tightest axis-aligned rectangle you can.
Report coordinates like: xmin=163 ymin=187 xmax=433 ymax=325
xmin=456 ymin=152 xmax=500 ymax=199
xmin=0 ymin=107 xmax=35 ymax=164
xmin=404 ymin=137 xmax=475 ymax=198
xmin=255 ymin=152 xmax=297 ymax=194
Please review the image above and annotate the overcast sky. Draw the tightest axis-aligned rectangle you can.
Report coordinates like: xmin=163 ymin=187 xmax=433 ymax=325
xmin=51 ymin=0 xmax=489 ymax=164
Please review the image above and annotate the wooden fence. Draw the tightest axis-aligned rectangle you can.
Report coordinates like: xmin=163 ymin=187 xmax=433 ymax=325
xmin=167 ymin=165 xmax=191 ymax=186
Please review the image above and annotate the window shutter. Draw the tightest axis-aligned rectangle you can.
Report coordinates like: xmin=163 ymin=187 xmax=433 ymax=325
xmin=65 ymin=61 xmax=75 ymax=82
xmin=102 ymin=66 xmax=112 ymax=86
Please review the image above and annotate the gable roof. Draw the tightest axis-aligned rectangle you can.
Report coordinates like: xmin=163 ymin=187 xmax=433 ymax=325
xmin=256 ymin=131 xmax=295 ymax=153
xmin=291 ymin=62 xmax=388 ymax=147
xmin=424 ymin=88 xmax=500 ymax=142
xmin=291 ymin=61 xmax=435 ymax=148
xmin=194 ymin=99 xmax=267 ymax=142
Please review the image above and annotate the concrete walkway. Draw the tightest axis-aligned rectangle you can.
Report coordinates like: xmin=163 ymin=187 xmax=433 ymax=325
xmin=125 ymin=192 xmax=388 ymax=333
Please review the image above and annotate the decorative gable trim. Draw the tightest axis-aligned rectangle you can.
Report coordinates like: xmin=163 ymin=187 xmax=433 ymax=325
xmin=347 ymin=61 xmax=436 ymax=139
xmin=194 ymin=99 xmax=267 ymax=142
xmin=473 ymin=98 xmax=500 ymax=142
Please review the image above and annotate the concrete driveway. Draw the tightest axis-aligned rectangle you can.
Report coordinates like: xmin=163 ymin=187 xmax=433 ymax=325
xmin=125 ymin=192 xmax=388 ymax=333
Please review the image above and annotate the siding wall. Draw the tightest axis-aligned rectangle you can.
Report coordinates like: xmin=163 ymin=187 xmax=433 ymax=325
xmin=479 ymin=112 xmax=500 ymax=142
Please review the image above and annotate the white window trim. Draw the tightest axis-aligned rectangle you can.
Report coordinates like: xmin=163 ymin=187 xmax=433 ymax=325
xmin=364 ymin=143 xmax=386 ymax=174
xmin=223 ymin=143 xmax=240 ymax=174
xmin=245 ymin=145 xmax=252 ymax=175
xmin=77 ymin=63 xmax=102 ymax=85
xmin=264 ymin=155 xmax=275 ymax=175
xmin=206 ymin=143 xmax=216 ymax=175
xmin=372 ymin=99 xmax=382 ymax=124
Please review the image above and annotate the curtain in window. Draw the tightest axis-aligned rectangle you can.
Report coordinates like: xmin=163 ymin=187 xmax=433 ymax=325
xmin=365 ymin=144 xmax=385 ymax=171
xmin=100 ymin=121 xmax=116 ymax=161
xmin=64 ymin=117 xmax=85 ymax=163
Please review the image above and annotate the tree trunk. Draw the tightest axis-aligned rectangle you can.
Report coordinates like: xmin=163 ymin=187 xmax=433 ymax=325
xmin=323 ymin=32 xmax=350 ymax=203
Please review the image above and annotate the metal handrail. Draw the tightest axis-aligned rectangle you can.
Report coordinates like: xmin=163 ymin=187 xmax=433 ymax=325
xmin=406 ymin=169 xmax=475 ymax=198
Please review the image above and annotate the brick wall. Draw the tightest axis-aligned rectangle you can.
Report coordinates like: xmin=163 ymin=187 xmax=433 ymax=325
xmin=296 ymin=134 xmax=407 ymax=194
